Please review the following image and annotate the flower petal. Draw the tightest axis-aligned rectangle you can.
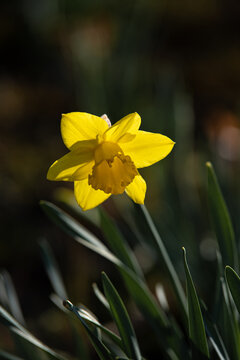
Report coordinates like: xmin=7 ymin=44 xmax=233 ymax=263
xmin=47 ymin=149 xmax=94 ymax=181
xmin=61 ymin=112 xmax=109 ymax=150
xmin=74 ymin=179 xmax=111 ymax=211
xmin=121 ymin=130 xmax=175 ymax=168
xmin=125 ymin=174 xmax=146 ymax=204
xmin=104 ymin=112 xmax=141 ymax=143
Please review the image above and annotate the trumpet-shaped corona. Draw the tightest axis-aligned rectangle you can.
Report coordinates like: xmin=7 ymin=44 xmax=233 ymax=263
xmin=47 ymin=112 xmax=175 ymax=210
xmin=89 ymin=141 xmax=138 ymax=194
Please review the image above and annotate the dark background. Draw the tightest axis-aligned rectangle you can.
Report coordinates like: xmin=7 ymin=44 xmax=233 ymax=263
xmin=0 ymin=0 xmax=240 ymax=357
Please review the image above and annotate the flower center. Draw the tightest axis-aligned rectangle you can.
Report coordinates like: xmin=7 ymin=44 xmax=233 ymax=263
xmin=88 ymin=141 xmax=138 ymax=194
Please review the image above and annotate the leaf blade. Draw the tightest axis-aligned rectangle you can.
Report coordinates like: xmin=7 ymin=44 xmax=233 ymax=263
xmin=182 ymin=248 xmax=209 ymax=359
xmin=39 ymin=239 xmax=68 ymax=300
xmin=100 ymin=209 xmax=143 ymax=278
xmin=140 ymin=205 xmax=187 ymax=327
xmin=102 ymin=272 xmax=141 ymax=360
xmin=219 ymin=277 xmax=240 ymax=360
xmin=0 ymin=350 xmax=24 ymax=360
xmin=225 ymin=265 xmax=240 ymax=315
xmin=206 ymin=162 xmax=238 ymax=269
xmin=40 ymin=201 xmax=107 ymax=251
xmin=0 ymin=271 xmax=25 ymax=326
xmin=0 ymin=305 xmax=66 ymax=360
xmin=63 ymin=300 xmax=114 ymax=360
xmin=41 ymin=201 xmax=169 ymax=332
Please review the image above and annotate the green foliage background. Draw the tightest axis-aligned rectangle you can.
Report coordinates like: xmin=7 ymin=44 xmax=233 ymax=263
xmin=0 ymin=0 xmax=240 ymax=359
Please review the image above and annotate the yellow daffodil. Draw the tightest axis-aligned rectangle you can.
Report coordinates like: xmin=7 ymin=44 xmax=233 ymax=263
xmin=47 ymin=112 xmax=174 ymax=210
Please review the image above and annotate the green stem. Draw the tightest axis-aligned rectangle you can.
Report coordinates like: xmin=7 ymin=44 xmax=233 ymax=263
xmin=140 ymin=204 xmax=187 ymax=328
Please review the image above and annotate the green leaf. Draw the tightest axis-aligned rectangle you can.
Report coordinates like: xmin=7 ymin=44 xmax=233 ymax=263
xmin=10 ymin=327 xmax=67 ymax=360
xmin=0 ymin=350 xmax=24 ymax=360
xmin=41 ymin=201 xmax=169 ymax=332
xmin=206 ymin=162 xmax=238 ymax=270
xmin=40 ymin=239 xmax=89 ymax=360
xmin=219 ymin=277 xmax=240 ymax=360
xmin=52 ymin=293 xmax=123 ymax=352
xmin=166 ymin=349 xmax=180 ymax=360
xmin=0 ymin=271 xmax=25 ymax=326
xmin=41 ymin=200 xmax=185 ymax=357
xmin=39 ymin=239 xmax=68 ymax=300
xmin=201 ymin=301 xmax=230 ymax=360
xmin=214 ymin=255 xmax=239 ymax=360
xmin=92 ymin=282 xmax=110 ymax=310
xmin=102 ymin=272 xmax=141 ymax=360
xmin=119 ymin=268 xmax=169 ymax=331
xmin=40 ymin=201 xmax=122 ymax=266
xmin=100 ymin=208 xmax=143 ymax=278
xmin=0 ymin=305 xmax=66 ymax=360
xmin=140 ymin=205 xmax=187 ymax=327
xmin=40 ymin=201 xmax=107 ymax=251
xmin=207 ymin=334 xmax=228 ymax=360
xmin=78 ymin=304 xmax=123 ymax=351
xmin=0 ymin=305 xmax=25 ymax=332
xmin=63 ymin=300 xmax=114 ymax=360
xmin=182 ymin=248 xmax=209 ymax=359
xmin=225 ymin=265 xmax=240 ymax=315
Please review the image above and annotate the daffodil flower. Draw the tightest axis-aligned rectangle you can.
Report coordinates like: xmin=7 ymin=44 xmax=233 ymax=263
xmin=47 ymin=112 xmax=174 ymax=210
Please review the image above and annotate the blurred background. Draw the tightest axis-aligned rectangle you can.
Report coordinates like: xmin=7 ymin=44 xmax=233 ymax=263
xmin=0 ymin=0 xmax=240 ymax=358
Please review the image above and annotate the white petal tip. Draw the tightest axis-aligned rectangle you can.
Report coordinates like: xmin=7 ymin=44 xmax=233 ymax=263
xmin=101 ymin=114 xmax=111 ymax=127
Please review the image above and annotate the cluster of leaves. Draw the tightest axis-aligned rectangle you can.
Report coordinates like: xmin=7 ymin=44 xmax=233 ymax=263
xmin=0 ymin=161 xmax=240 ymax=360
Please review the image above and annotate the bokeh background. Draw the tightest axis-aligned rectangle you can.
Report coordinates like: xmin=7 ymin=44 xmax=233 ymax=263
xmin=1 ymin=0 xmax=240 ymax=358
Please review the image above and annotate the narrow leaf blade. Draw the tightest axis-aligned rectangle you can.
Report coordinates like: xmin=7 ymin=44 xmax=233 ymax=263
xmin=219 ymin=277 xmax=240 ymax=360
xmin=102 ymin=272 xmax=141 ymax=360
xmin=52 ymin=293 xmax=123 ymax=352
xmin=0 ymin=350 xmax=24 ymax=360
xmin=40 ymin=201 xmax=107 ymax=251
xmin=10 ymin=327 xmax=66 ymax=360
xmin=41 ymin=201 xmax=169 ymax=332
xmin=225 ymin=266 xmax=240 ymax=315
xmin=206 ymin=162 xmax=238 ymax=269
xmin=0 ymin=305 xmax=25 ymax=332
xmin=0 ymin=271 xmax=25 ymax=326
xmin=63 ymin=300 xmax=114 ymax=360
xmin=140 ymin=205 xmax=187 ymax=326
xmin=0 ymin=305 xmax=66 ymax=360
xmin=182 ymin=248 xmax=209 ymax=359
xmin=100 ymin=209 xmax=143 ymax=278
xmin=92 ymin=283 xmax=110 ymax=310
xmin=39 ymin=239 xmax=68 ymax=300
